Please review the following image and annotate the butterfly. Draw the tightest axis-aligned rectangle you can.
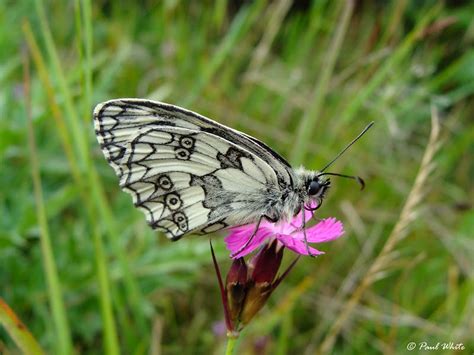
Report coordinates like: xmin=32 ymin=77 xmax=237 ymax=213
xmin=94 ymin=99 xmax=371 ymax=243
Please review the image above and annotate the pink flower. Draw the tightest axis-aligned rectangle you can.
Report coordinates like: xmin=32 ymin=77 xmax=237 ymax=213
xmin=212 ymin=204 xmax=345 ymax=335
xmin=225 ymin=204 xmax=344 ymax=259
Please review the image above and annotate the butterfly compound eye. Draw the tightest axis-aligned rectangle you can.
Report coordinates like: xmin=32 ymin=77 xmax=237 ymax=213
xmin=308 ymin=180 xmax=321 ymax=196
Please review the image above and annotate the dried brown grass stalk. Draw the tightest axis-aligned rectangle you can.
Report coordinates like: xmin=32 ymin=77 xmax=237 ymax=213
xmin=318 ymin=108 xmax=442 ymax=354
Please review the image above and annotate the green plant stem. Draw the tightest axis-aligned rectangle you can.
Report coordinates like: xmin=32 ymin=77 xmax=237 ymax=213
xmin=225 ymin=336 xmax=238 ymax=355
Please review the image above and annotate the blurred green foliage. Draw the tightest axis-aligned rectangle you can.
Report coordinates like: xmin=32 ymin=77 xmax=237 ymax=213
xmin=1 ymin=0 xmax=473 ymax=354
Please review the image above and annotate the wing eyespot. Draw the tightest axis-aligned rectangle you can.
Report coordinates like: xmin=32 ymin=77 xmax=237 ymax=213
xmin=173 ymin=212 xmax=188 ymax=232
xmin=158 ymin=175 xmax=173 ymax=190
xmin=179 ymin=136 xmax=195 ymax=150
xmin=175 ymin=147 xmax=191 ymax=160
xmin=165 ymin=193 xmax=182 ymax=210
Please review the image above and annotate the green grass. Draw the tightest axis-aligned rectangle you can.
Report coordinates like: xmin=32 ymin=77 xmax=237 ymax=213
xmin=1 ymin=1 xmax=473 ymax=354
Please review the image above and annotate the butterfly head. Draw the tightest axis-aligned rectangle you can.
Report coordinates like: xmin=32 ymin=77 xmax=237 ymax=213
xmin=296 ymin=167 xmax=364 ymax=211
xmin=295 ymin=168 xmax=331 ymax=209
xmin=307 ymin=175 xmax=331 ymax=199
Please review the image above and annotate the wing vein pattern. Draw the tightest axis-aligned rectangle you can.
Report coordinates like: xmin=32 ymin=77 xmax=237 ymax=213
xmin=94 ymin=99 xmax=295 ymax=240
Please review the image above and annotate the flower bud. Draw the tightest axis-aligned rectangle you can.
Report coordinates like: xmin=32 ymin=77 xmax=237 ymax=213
xmin=250 ymin=239 xmax=283 ymax=284
xmin=240 ymin=240 xmax=283 ymax=325
xmin=225 ymin=258 xmax=248 ymax=324
xmin=213 ymin=239 xmax=297 ymax=333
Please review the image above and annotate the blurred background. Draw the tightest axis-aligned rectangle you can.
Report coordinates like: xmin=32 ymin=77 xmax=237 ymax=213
xmin=1 ymin=0 xmax=473 ymax=354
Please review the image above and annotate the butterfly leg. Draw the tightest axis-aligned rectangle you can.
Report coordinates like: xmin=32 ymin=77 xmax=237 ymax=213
xmin=301 ymin=204 xmax=317 ymax=258
xmin=230 ymin=215 xmax=264 ymax=258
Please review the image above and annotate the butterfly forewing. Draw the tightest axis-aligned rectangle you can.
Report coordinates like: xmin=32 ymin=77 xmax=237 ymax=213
xmin=94 ymin=99 xmax=296 ymax=240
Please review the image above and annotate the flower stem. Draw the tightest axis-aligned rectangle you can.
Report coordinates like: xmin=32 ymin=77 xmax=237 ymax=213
xmin=225 ymin=336 xmax=237 ymax=355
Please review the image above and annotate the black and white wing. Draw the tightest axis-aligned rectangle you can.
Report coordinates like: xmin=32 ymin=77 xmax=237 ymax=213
xmin=94 ymin=99 xmax=296 ymax=240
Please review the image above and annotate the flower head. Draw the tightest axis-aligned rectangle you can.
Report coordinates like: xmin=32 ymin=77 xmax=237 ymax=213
xmin=225 ymin=204 xmax=344 ymax=258
xmin=211 ymin=204 xmax=345 ymax=337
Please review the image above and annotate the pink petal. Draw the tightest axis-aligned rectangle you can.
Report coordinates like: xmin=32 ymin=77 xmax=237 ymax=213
xmin=268 ymin=220 xmax=295 ymax=235
xmin=225 ymin=226 xmax=274 ymax=259
xmin=289 ymin=218 xmax=344 ymax=243
xmin=276 ymin=233 xmax=324 ymax=256
xmin=225 ymin=225 xmax=255 ymax=248
xmin=305 ymin=218 xmax=344 ymax=243
xmin=224 ymin=206 xmax=343 ymax=258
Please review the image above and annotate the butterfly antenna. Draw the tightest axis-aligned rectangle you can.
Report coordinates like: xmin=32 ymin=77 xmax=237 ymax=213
xmin=317 ymin=172 xmax=365 ymax=190
xmin=320 ymin=121 xmax=374 ymax=173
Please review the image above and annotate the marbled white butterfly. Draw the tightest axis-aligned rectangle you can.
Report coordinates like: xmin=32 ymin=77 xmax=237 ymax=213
xmin=94 ymin=99 xmax=372 ymax=241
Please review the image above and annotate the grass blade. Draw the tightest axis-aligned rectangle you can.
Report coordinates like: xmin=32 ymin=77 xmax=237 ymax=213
xmin=24 ymin=47 xmax=73 ymax=355
xmin=23 ymin=19 xmax=121 ymax=354
xmin=0 ymin=298 xmax=45 ymax=355
xmin=29 ymin=0 xmax=149 ymax=341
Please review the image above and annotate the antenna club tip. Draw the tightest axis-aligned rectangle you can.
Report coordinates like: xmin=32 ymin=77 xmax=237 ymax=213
xmin=356 ymin=176 xmax=365 ymax=190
